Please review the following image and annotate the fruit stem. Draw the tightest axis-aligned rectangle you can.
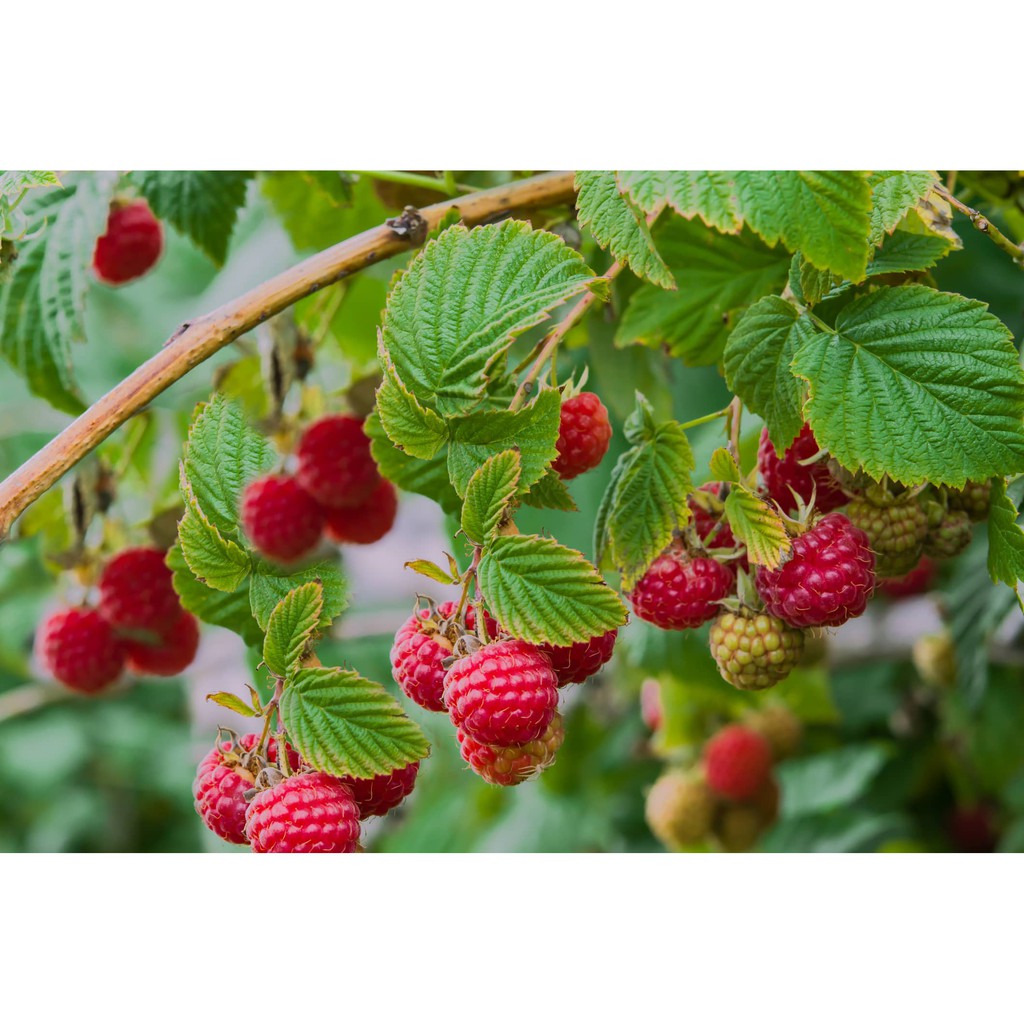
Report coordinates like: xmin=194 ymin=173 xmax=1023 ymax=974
xmin=356 ymin=169 xmax=476 ymax=196
xmin=679 ymin=406 xmax=731 ymax=431
xmin=453 ymin=546 xmax=483 ymax=624
xmin=727 ymin=397 xmax=742 ymax=461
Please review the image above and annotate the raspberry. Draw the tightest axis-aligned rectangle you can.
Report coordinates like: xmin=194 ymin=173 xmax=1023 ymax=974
xmin=295 ymin=415 xmax=381 ymax=509
xmin=846 ymin=495 xmax=928 ymax=578
xmin=923 ymin=509 xmax=972 ymax=560
xmin=537 ymin=628 xmax=617 ymax=686
xmin=947 ymin=804 xmax=999 ymax=853
xmin=712 ymin=805 xmax=763 ymax=852
xmin=551 ymin=391 xmax=612 ymax=480
xmin=709 ymin=610 xmax=804 ymax=691
xmin=629 ymin=550 xmax=734 ymax=630
xmin=878 ymin=556 xmax=937 ymax=599
xmin=755 ymin=512 xmax=875 ymax=628
xmin=390 ymin=601 xmax=496 ymax=713
xmin=645 ymin=772 xmax=715 ymax=848
xmin=125 ymin=612 xmax=200 ymax=676
xmin=37 ymin=606 xmax=126 ymax=694
xmin=640 ymin=677 xmax=663 ymax=732
xmin=458 ymin=713 xmax=564 ymax=786
xmin=338 ymin=761 xmax=420 ymax=818
xmin=323 ymin=479 xmax=397 ymax=545
xmin=757 ymin=425 xmax=846 ymax=515
xmin=97 ymin=546 xmax=180 ymax=631
xmin=947 ymin=479 xmax=992 ymax=522
xmin=240 ymin=474 xmax=324 ymax=563
xmin=744 ymin=705 xmax=803 ymax=761
xmin=703 ymin=724 xmax=773 ymax=801
xmin=245 ymin=771 xmax=361 ymax=853
xmin=443 ymin=638 xmax=559 ymax=747
xmin=193 ymin=733 xmax=300 ymax=845
xmin=92 ymin=199 xmax=163 ymax=285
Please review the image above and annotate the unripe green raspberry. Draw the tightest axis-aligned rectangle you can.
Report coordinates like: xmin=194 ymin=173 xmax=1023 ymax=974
xmin=912 ymin=632 xmax=957 ymax=688
xmin=923 ymin=508 xmax=972 ymax=559
xmin=710 ymin=779 xmax=779 ymax=852
xmin=947 ymin=479 xmax=992 ymax=522
xmin=645 ymin=771 xmax=715 ymax=849
xmin=846 ymin=495 xmax=928 ymax=578
xmin=745 ymin=705 xmax=803 ymax=761
xmin=709 ymin=610 xmax=805 ymax=691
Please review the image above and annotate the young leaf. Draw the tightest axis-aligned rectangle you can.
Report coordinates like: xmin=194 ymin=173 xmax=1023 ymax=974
xmin=177 ymin=498 xmax=251 ymax=592
xmin=279 ymin=666 xmax=430 ymax=779
xmin=206 ymin=692 xmax=259 ymax=717
xmin=574 ymin=171 xmax=675 ymax=289
xmin=709 ymin=447 xmax=740 ymax=484
xmin=724 ymin=295 xmax=814 ymax=454
xmin=791 ymin=285 xmax=1024 ymax=487
xmin=987 ymin=479 xmax=1024 ymax=595
xmin=375 ymin=348 xmax=448 ymax=459
xmin=249 ymin=558 xmax=347 ymax=631
xmin=263 ymin=581 xmax=324 ymax=679
xmin=617 ymin=170 xmax=742 ymax=234
xmin=787 ymin=254 xmax=840 ymax=307
xmin=404 ymin=559 xmax=457 ymax=585
xmin=868 ymin=171 xmax=938 ymax=245
xmin=723 ymin=485 xmax=792 ymax=569
xmin=461 ymin=449 xmax=522 ymax=546
xmin=130 ymin=171 xmax=254 ymax=264
xmin=477 ymin=534 xmax=628 ymax=646
xmin=380 ymin=220 xmax=599 ymax=415
xmin=521 ymin=467 xmax=578 ymax=513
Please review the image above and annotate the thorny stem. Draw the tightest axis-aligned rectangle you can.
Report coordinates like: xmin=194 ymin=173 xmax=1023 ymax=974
xmin=933 ymin=182 xmax=1024 ymax=265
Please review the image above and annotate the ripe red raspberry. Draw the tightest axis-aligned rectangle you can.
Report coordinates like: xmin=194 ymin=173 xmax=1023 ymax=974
xmin=923 ymin=509 xmax=972 ymax=560
xmin=755 ymin=512 xmax=875 ymax=628
xmin=845 ymin=495 xmax=928 ymax=578
xmin=97 ymin=546 xmax=180 ymax=631
xmin=295 ymin=415 xmax=381 ymax=509
xmin=878 ymin=556 xmax=937 ymax=599
xmin=124 ymin=612 xmax=200 ymax=676
xmin=551 ymin=391 xmax=612 ymax=480
xmin=689 ymin=482 xmax=738 ymax=550
xmin=92 ymin=200 xmax=163 ymax=285
xmin=947 ymin=480 xmax=992 ymax=522
xmin=537 ymin=628 xmax=617 ymax=686
xmin=338 ymin=761 xmax=420 ymax=818
xmin=458 ymin=713 xmax=564 ymax=786
xmin=240 ymin=474 xmax=324 ymax=563
xmin=709 ymin=609 xmax=804 ymax=691
xmin=758 ymin=425 xmax=846 ymax=515
xmin=246 ymin=771 xmax=361 ymax=853
xmin=628 ymin=550 xmax=734 ymax=630
xmin=703 ymin=724 xmax=773 ymax=801
xmin=37 ymin=606 xmax=126 ymax=694
xmin=193 ymin=733 xmax=300 ymax=845
xmin=645 ymin=771 xmax=716 ymax=848
xmin=323 ymin=479 xmax=397 ymax=545
xmin=443 ymin=638 xmax=559 ymax=746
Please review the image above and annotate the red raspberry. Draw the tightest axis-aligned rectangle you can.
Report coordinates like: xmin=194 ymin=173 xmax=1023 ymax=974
xmin=947 ymin=804 xmax=999 ymax=853
xmin=755 ymin=512 xmax=875 ymax=628
xmin=703 ymin=724 xmax=773 ymax=801
xmin=97 ymin=546 xmax=180 ymax=631
xmin=245 ymin=771 xmax=361 ymax=853
xmin=551 ymin=391 xmax=612 ymax=480
xmin=295 ymin=415 xmax=381 ymax=509
xmin=628 ymin=550 xmax=734 ymax=630
xmin=758 ymin=425 xmax=846 ymax=515
xmin=443 ymin=638 xmax=559 ymax=746
xmin=193 ymin=733 xmax=300 ymax=845
xmin=124 ymin=612 xmax=200 ymax=676
xmin=92 ymin=200 xmax=163 ymax=285
xmin=37 ymin=606 xmax=126 ymax=694
xmin=323 ymin=479 xmax=397 ymax=545
xmin=240 ymin=474 xmax=324 ymax=563
xmin=338 ymin=761 xmax=420 ymax=819
xmin=537 ymin=628 xmax=617 ymax=686
xmin=878 ymin=556 xmax=937 ymax=600
xmin=458 ymin=713 xmax=564 ymax=786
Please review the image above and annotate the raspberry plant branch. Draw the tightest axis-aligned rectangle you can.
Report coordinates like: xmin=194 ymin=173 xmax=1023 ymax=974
xmin=0 ymin=171 xmax=578 ymax=542
xmin=933 ymin=182 xmax=1024 ymax=265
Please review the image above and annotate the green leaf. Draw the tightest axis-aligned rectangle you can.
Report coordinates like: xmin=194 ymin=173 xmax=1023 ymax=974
xmin=778 ymin=744 xmax=891 ymax=817
xmin=617 ymin=170 xmax=742 ymax=234
xmin=263 ymin=581 xmax=324 ymax=679
xmin=521 ymin=466 xmax=578 ymax=512
xmin=280 ymin=666 xmax=429 ymax=779
xmin=987 ymin=478 xmax=1024 ymax=595
xmin=615 ymin=217 xmax=790 ymax=366
xmin=724 ymin=295 xmax=814 ymax=454
xmin=130 ymin=171 xmax=254 ymax=264
xmin=375 ymin=348 xmax=448 ymax=459
xmin=477 ymin=534 xmax=627 ymax=646
xmin=404 ymin=559 xmax=457 ymax=585
xmin=249 ymin=558 xmax=347 ymax=631
xmin=181 ymin=395 xmax=274 ymax=537
xmin=574 ymin=171 xmax=674 ymax=289
xmin=0 ymin=170 xmax=61 ymax=198
xmin=732 ymin=171 xmax=873 ymax=281
xmin=787 ymin=254 xmax=840 ymax=307
xmin=261 ymin=172 xmax=378 ymax=253
xmin=381 ymin=220 xmax=599 ymax=415
xmin=868 ymin=171 xmax=938 ymax=245
xmin=447 ymin=387 xmax=560 ymax=497
xmin=866 ymin=229 xmax=952 ymax=275
xmin=723 ymin=484 xmax=791 ymax=568
xmin=708 ymin=447 xmax=740 ymax=484
xmin=177 ymin=485 xmax=251 ymax=592
xmin=461 ymin=449 xmax=522 ymax=546
xmin=791 ymin=285 xmax=1024 ymax=487
xmin=207 ymin=692 xmax=259 ymax=717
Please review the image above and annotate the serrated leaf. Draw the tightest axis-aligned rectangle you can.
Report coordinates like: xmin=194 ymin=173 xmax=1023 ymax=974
xmin=724 ymin=295 xmax=814 ymax=454
xmin=207 ymin=692 xmax=259 ymax=717
xmin=988 ymin=478 xmax=1024 ymax=595
xmin=375 ymin=347 xmax=448 ymax=459
xmin=381 ymin=220 xmax=599 ymax=415
xmin=263 ymin=581 xmax=324 ymax=679
xmin=723 ymin=485 xmax=791 ymax=568
xmin=787 ymin=254 xmax=839 ymax=307
xmin=575 ymin=171 xmax=674 ymax=289
xmin=177 ymin=491 xmax=251 ymax=592
xmin=616 ymin=217 xmax=789 ymax=366
xmin=249 ymin=558 xmax=347 ymax=631
xmin=130 ymin=171 xmax=254 ymax=264
xmin=732 ymin=171 xmax=873 ymax=282
xmin=868 ymin=171 xmax=938 ymax=245
xmin=791 ymin=285 xmax=1024 ymax=487
xmin=477 ymin=534 xmax=627 ymax=646
xmin=404 ymin=559 xmax=456 ymax=585
xmin=447 ymin=387 xmax=560 ymax=497
xmin=866 ymin=229 xmax=952 ymax=275
xmin=617 ymin=170 xmax=742 ymax=234
xmin=709 ymin=447 xmax=740 ymax=484
xmin=280 ymin=667 xmax=429 ymax=779
xmin=461 ymin=449 xmax=522 ymax=545
xmin=0 ymin=170 xmax=62 ymax=196
xmin=521 ymin=466 xmax=578 ymax=512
